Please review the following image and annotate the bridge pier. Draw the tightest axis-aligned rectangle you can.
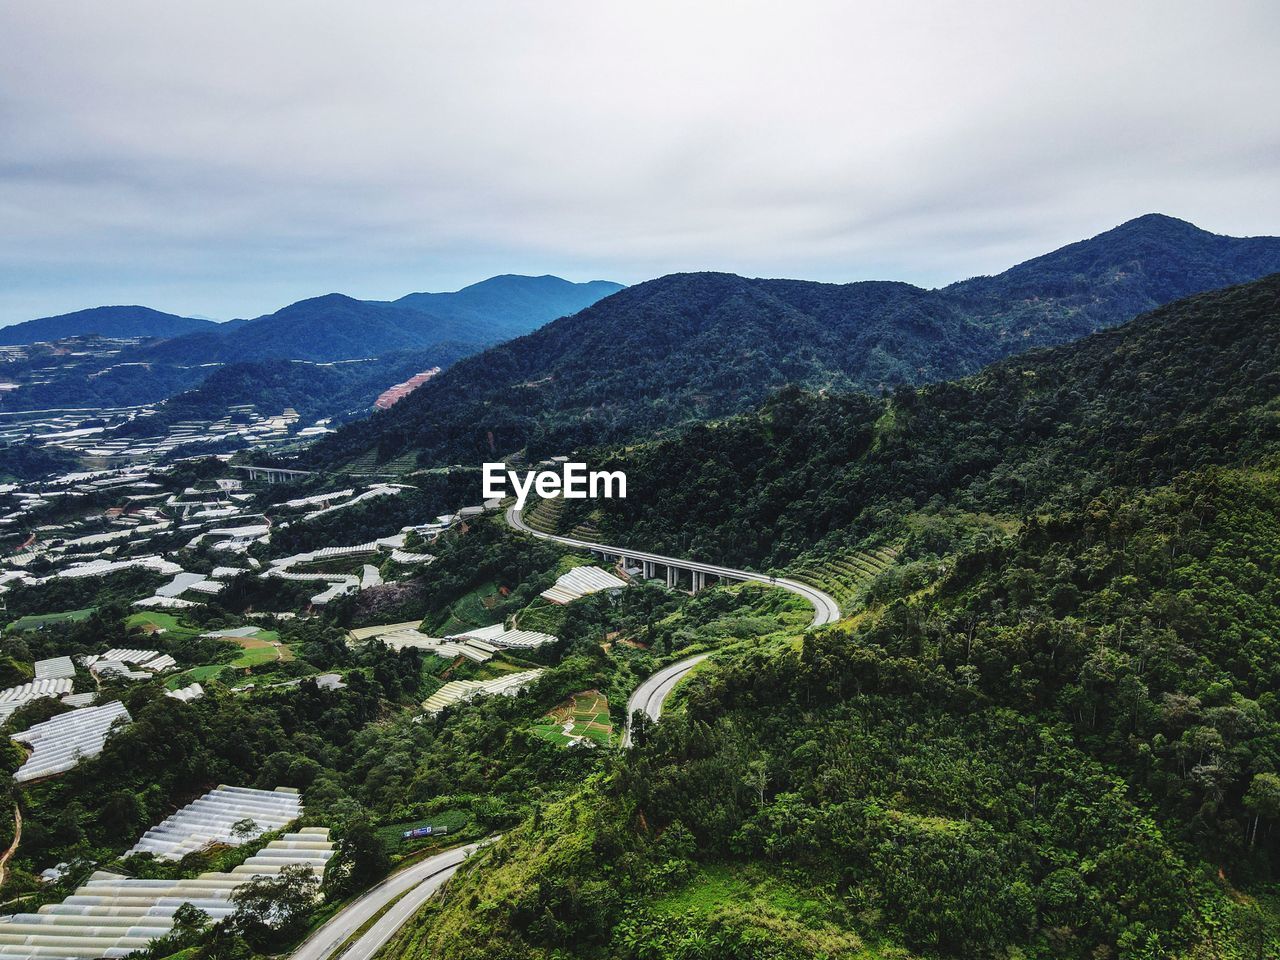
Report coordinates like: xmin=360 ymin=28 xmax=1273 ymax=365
xmin=233 ymin=465 xmax=315 ymax=484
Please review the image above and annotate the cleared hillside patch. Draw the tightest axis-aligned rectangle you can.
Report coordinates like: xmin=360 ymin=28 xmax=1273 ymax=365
xmin=531 ymin=689 xmax=614 ymax=748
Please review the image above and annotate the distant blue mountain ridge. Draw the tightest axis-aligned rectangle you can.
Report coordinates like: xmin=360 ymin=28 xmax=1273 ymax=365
xmin=0 ymin=275 xmax=626 ymax=362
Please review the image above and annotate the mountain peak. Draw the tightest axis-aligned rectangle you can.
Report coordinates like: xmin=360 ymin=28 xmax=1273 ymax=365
xmin=437 ymin=274 xmax=624 ymax=297
xmin=0 ymin=304 xmax=215 ymax=345
xmin=1116 ymin=212 xmax=1198 ymax=228
xmin=285 ymin=292 xmax=362 ymax=309
xmin=311 ymin=218 xmax=1280 ymax=472
xmin=1105 ymin=212 xmax=1210 ymax=238
xmin=392 ymin=275 xmax=624 ymax=336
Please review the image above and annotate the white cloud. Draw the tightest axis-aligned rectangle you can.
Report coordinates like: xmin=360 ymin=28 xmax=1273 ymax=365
xmin=0 ymin=0 xmax=1276 ymax=322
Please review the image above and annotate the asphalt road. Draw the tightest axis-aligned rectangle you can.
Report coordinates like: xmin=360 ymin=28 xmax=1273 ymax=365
xmin=293 ymin=842 xmax=478 ymax=960
xmin=504 ymin=503 xmax=841 ymax=746
xmin=620 ymin=653 xmax=710 ymax=747
xmin=292 ymin=504 xmax=844 ymax=957
xmin=504 ymin=506 xmax=840 ymax=628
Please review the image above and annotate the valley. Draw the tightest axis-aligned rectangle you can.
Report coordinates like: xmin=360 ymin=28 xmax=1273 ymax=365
xmin=0 ymin=223 xmax=1278 ymax=960
xmin=0 ymin=443 xmax=820 ymax=959
xmin=0 ymin=277 xmax=623 ymax=482
xmin=2 ymin=1 xmax=1276 ymax=955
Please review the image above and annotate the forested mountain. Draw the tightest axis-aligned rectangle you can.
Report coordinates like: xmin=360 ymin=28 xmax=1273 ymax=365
xmin=130 ymin=275 xmax=623 ymax=365
xmin=0 ymin=275 xmax=621 ymax=412
xmin=391 ymin=278 xmax=1280 ymax=959
xmin=310 ymin=214 xmax=1280 ymax=471
xmin=587 ymin=272 xmax=1280 ymax=566
xmin=946 ymin=212 xmax=1280 ymax=345
xmin=129 ymin=295 xmax=465 ymax=364
xmin=394 ymin=275 xmax=624 ymax=335
xmin=0 ymin=305 xmax=216 ymax=344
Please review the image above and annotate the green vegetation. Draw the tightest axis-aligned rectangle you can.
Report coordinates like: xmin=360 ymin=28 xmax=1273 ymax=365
xmin=10 ymin=266 xmax=1280 ymax=959
xmin=15 ymin=277 xmax=622 ymax=433
xmin=592 ymin=274 xmax=1280 ymax=570
xmin=224 ymin=631 xmax=287 ymax=668
xmin=127 ymin=610 xmax=199 ymax=637
xmin=0 ymin=305 xmax=214 ymax=346
xmin=513 ymin=598 xmax=566 ymax=635
xmin=376 ymin=274 xmax=1280 ymax=958
xmin=520 ymin=495 xmax=564 ymax=535
xmin=2 ymin=569 xmax=163 ymax=624
xmin=5 ymin=607 xmax=93 ymax=632
xmin=163 ymin=663 xmax=231 ymax=688
xmin=383 ymin=469 xmax=1280 ymax=960
xmin=262 ymin=476 xmax=476 ymax=557
xmin=434 ymin=582 xmax=505 ymax=636
xmin=111 ymin=348 xmax=471 ymax=439
xmin=375 ymin=809 xmax=471 ymax=849
xmin=0 ymin=441 xmax=82 ymax=482
xmin=0 ymin=496 xmax=810 ymax=960
xmin=312 ymin=215 xmax=1280 ymax=471
xmin=786 ymin=545 xmax=900 ymax=614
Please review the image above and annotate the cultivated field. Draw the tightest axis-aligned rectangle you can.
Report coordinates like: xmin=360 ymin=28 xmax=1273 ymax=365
xmin=532 ymin=690 xmax=613 ymax=747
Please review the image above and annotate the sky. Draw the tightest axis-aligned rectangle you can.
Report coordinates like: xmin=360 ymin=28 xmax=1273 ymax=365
xmin=0 ymin=0 xmax=1277 ymax=325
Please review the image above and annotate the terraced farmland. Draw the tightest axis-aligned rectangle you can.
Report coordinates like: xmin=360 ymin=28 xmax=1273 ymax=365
xmin=338 ymin=449 xmax=419 ymax=476
xmin=521 ymin=496 xmax=564 ymax=535
xmin=568 ymin=517 xmax=601 ymax=540
xmin=516 ymin=494 xmax=602 ymax=542
xmin=513 ymin=599 xmax=565 ymax=636
xmin=786 ymin=545 xmax=901 ymax=614
xmin=432 ymin=582 xmax=504 ymax=636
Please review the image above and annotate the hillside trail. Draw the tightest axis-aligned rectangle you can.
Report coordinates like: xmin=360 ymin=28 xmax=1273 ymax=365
xmin=0 ymin=805 xmax=22 ymax=889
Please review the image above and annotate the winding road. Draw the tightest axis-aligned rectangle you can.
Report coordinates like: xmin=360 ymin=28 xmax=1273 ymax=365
xmin=293 ymin=842 xmax=480 ymax=960
xmin=291 ymin=506 xmax=840 ymax=958
xmin=620 ymin=653 xmax=711 ymax=748
xmin=504 ymin=504 xmax=840 ymax=745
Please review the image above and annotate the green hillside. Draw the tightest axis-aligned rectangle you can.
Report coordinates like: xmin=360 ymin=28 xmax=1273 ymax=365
xmin=0 ymin=276 xmax=622 ymax=413
xmin=311 ymin=215 xmax=1280 ymax=471
xmin=591 ymin=274 xmax=1280 ymax=569
xmin=382 ymin=274 xmax=1280 ymax=959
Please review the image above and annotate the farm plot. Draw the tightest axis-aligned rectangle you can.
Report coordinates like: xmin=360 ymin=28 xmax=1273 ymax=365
xmin=6 ymin=608 xmax=93 ymax=632
xmin=127 ymin=610 xmax=200 ymax=639
xmin=225 ymin=630 xmax=288 ymax=667
xmin=532 ymin=690 xmax=614 ymax=748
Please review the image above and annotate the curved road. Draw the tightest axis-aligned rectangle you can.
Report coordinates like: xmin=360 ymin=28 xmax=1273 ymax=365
xmin=506 ymin=507 xmax=839 ymax=627
xmin=292 ymin=505 xmax=842 ymax=957
xmin=294 ymin=842 xmax=480 ymax=960
xmin=504 ymin=504 xmax=840 ymax=744
xmin=620 ymin=653 xmax=710 ymax=748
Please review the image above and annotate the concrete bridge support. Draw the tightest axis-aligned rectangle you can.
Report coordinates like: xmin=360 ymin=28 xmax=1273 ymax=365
xmin=233 ymin=465 xmax=315 ymax=484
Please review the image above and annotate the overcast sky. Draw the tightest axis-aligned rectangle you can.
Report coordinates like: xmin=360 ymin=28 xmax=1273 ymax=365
xmin=0 ymin=1 xmax=1277 ymax=324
